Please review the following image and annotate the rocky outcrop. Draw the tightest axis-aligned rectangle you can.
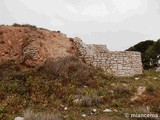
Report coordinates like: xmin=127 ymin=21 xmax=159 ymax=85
xmin=0 ymin=24 xmax=76 ymax=67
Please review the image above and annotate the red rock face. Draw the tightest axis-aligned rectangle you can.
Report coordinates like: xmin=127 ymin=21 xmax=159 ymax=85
xmin=0 ymin=25 xmax=76 ymax=67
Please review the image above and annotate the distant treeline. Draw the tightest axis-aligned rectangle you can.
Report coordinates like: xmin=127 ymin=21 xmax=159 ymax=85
xmin=126 ymin=39 xmax=160 ymax=69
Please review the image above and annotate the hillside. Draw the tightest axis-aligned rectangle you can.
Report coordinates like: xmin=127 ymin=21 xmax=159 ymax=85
xmin=1 ymin=60 xmax=160 ymax=120
xmin=0 ymin=24 xmax=76 ymax=67
xmin=0 ymin=24 xmax=160 ymax=120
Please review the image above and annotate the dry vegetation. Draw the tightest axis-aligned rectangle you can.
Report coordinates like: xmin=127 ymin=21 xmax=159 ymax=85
xmin=0 ymin=56 xmax=160 ymax=120
xmin=24 ymin=110 xmax=60 ymax=120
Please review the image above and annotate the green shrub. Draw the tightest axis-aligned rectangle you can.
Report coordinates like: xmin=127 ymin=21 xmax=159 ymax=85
xmin=126 ymin=39 xmax=160 ymax=69
xmin=146 ymin=84 xmax=154 ymax=93
xmin=13 ymin=23 xmax=37 ymax=30
xmin=38 ymin=56 xmax=95 ymax=84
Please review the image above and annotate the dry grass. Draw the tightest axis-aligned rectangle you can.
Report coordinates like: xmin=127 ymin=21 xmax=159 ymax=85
xmin=0 ymin=58 xmax=160 ymax=120
xmin=24 ymin=110 xmax=61 ymax=120
xmin=39 ymin=56 xmax=97 ymax=84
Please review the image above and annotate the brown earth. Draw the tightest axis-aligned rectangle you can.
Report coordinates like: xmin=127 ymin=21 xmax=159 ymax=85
xmin=0 ymin=24 xmax=77 ymax=67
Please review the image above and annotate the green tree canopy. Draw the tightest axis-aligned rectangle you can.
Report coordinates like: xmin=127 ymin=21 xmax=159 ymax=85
xmin=126 ymin=39 xmax=160 ymax=69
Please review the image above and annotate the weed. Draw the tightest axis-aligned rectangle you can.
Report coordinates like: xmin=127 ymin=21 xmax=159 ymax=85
xmin=38 ymin=56 xmax=97 ymax=85
xmin=146 ymin=84 xmax=154 ymax=93
xmin=0 ymin=56 xmax=160 ymax=120
xmin=24 ymin=109 xmax=61 ymax=120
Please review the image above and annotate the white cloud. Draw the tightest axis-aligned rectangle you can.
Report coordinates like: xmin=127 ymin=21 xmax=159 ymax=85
xmin=81 ymin=2 xmax=109 ymax=17
xmin=112 ymin=0 xmax=142 ymax=14
xmin=66 ymin=5 xmax=78 ymax=14
xmin=1 ymin=0 xmax=160 ymax=50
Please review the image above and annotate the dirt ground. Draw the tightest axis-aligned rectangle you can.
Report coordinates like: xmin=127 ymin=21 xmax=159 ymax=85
xmin=0 ymin=24 xmax=76 ymax=67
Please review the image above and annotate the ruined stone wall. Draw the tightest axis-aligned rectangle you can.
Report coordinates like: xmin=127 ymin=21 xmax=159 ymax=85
xmin=74 ymin=37 xmax=143 ymax=77
xmin=87 ymin=52 xmax=142 ymax=76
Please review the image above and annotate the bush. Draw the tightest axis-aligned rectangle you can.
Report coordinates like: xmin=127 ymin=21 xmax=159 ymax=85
xmin=39 ymin=56 xmax=95 ymax=83
xmin=146 ymin=84 xmax=154 ymax=93
xmin=13 ymin=23 xmax=37 ymax=30
xmin=0 ymin=60 xmax=21 ymax=78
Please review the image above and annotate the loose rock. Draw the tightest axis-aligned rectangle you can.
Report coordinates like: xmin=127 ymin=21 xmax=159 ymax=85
xmin=82 ymin=114 xmax=86 ymax=117
xmin=14 ymin=117 xmax=24 ymax=120
xmin=103 ymin=109 xmax=112 ymax=113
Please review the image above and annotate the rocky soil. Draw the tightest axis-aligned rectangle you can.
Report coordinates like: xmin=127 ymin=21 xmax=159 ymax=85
xmin=0 ymin=24 xmax=76 ymax=67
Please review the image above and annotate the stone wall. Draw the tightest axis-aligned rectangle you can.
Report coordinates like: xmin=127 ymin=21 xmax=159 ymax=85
xmin=74 ymin=37 xmax=143 ymax=77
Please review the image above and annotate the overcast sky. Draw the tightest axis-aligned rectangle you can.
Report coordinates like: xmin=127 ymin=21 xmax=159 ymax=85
xmin=0 ymin=0 xmax=160 ymax=50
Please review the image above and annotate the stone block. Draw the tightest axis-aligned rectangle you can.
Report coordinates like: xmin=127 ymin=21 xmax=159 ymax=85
xmin=76 ymin=40 xmax=142 ymax=77
xmin=118 ymin=64 xmax=123 ymax=70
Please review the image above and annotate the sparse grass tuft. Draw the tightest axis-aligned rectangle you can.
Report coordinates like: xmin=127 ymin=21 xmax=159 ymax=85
xmin=38 ymin=56 xmax=104 ymax=87
xmin=24 ymin=109 xmax=61 ymax=120
xmin=146 ymin=84 xmax=154 ymax=93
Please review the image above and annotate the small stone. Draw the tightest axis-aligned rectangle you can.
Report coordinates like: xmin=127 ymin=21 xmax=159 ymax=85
xmin=14 ymin=117 xmax=24 ymax=120
xmin=60 ymin=104 xmax=64 ymax=108
xmin=108 ymin=90 xmax=114 ymax=94
xmin=153 ymin=77 xmax=158 ymax=80
xmin=93 ymin=109 xmax=97 ymax=112
xmin=64 ymin=107 xmax=68 ymax=110
xmin=113 ymin=109 xmax=118 ymax=112
xmin=82 ymin=114 xmax=86 ymax=117
xmin=103 ymin=109 xmax=112 ymax=113
xmin=2 ymin=52 xmax=5 ymax=56
xmin=135 ymin=77 xmax=139 ymax=80
xmin=122 ymin=83 xmax=127 ymax=86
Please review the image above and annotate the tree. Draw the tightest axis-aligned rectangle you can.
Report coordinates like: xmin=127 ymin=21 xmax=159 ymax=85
xmin=126 ymin=40 xmax=155 ymax=69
